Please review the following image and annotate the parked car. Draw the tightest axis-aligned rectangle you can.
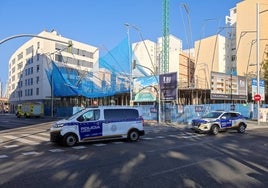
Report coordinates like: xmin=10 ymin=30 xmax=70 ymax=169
xmin=191 ymin=111 xmax=247 ymax=135
xmin=50 ymin=106 xmax=145 ymax=146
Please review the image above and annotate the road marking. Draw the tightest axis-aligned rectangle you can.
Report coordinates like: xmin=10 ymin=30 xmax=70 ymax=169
xmin=72 ymin=146 xmax=87 ymax=149
xmin=113 ymin=141 xmax=124 ymax=144
xmin=93 ymin=143 xmax=107 ymax=146
xmin=0 ymin=155 xmax=8 ymax=159
xmin=142 ymin=137 xmax=154 ymax=140
xmin=156 ymin=136 xmax=165 ymax=139
xmin=38 ymin=133 xmax=49 ymax=136
xmin=22 ymin=134 xmax=49 ymax=141
xmin=22 ymin=151 xmax=39 ymax=155
xmin=49 ymin=149 xmax=65 ymax=152
xmin=4 ymin=145 xmax=19 ymax=148
xmin=4 ymin=135 xmax=38 ymax=145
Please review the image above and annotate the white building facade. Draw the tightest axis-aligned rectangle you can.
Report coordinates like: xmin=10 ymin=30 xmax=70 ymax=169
xmin=7 ymin=30 xmax=98 ymax=112
xmin=132 ymin=34 xmax=182 ymax=78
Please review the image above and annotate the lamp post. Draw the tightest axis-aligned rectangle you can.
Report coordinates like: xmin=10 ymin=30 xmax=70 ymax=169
xmin=180 ymin=3 xmax=192 ymax=88
xmin=124 ymin=23 xmax=161 ymax=122
xmin=195 ymin=18 xmax=218 ymax=83
xmin=256 ymin=3 xmax=268 ymax=125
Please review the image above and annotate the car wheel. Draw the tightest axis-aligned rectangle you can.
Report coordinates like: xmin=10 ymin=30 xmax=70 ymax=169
xmin=128 ymin=129 xmax=140 ymax=142
xmin=210 ymin=125 xmax=219 ymax=135
xmin=237 ymin=123 xmax=246 ymax=133
xmin=63 ymin=133 xmax=77 ymax=147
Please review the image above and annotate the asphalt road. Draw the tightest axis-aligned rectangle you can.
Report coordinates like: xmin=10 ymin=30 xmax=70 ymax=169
xmin=0 ymin=115 xmax=268 ymax=188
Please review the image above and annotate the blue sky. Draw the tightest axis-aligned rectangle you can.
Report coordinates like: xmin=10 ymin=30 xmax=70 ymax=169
xmin=0 ymin=0 xmax=241 ymax=91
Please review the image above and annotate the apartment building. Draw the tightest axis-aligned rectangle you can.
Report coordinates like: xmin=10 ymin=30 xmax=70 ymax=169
xmin=194 ymin=34 xmax=230 ymax=89
xmin=7 ymin=30 xmax=99 ymax=112
xmin=234 ymin=0 xmax=268 ymax=77
xmin=133 ymin=35 xmax=182 ymax=79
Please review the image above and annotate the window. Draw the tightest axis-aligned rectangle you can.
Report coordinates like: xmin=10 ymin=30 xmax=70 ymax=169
xmin=12 ymin=58 xmax=16 ymax=65
xmin=55 ymin=54 xmax=63 ymax=62
xmin=104 ymin=109 xmax=139 ymax=121
xmin=79 ymin=110 xmax=100 ymax=121
xmin=37 ymin=65 xmax=40 ymax=72
xmin=36 ymin=88 xmax=39 ymax=95
xmin=231 ymin=55 xmax=236 ymax=61
xmin=36 ymin=76 xmax=39 ymax=84
xmin=17 ymin=52 xmax=23 ymax=61
xmin=26 ymin=46 xmax=33 ymax=55
xmin=17 ymin=62 xmax=23 ymax=70
xmin=26 ymin=57 xmax=33 ymax=65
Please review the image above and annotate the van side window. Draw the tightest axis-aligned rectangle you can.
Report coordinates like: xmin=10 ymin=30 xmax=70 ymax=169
xmin=104 ymin=109 xmax=138 ymax=121
xmin=79 ymin=109 xmax=100 ymax=121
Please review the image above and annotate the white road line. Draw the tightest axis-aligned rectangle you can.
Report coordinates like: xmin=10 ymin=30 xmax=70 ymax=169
xmin=3 ymin=135 xmax=38 ymax=145
xmin=94 ymin=143 xmax=107 ymax=146
xmin=72 ymin=146 xmax=87 ymax=149
xmin=22 ymin=151 xmax=39 ymax=155
xmin=113 ymin=141 xmax=124 ymax=144
xmin=38 ymin=133 xmax=49 ymax=136
xmin=156 ymin=136 xmax=165 ymax=139
xmin=22 ymin=134 xmax=49 ymax=141
xmin=142 ymin=137 xmax=154 ymax=140
xmin=0 ymin=155 xmax=8 ymax=159
xmin=49 ymin=149 xmax=65 ymax=152
xmin=4 ymin=145 xmax=19 ymax=148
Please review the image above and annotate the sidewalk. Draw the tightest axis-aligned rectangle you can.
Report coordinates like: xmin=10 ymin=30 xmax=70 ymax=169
xmin=144 ymin=120 xmax=268 ymax=130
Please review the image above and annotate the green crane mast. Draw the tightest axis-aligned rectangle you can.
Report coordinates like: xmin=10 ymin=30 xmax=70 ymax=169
xmin=162 ymin=0 xmax=169 ymax=73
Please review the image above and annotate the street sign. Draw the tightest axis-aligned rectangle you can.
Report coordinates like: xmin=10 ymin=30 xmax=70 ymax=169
xmin=254 ymin=94 xmax=261 ymax=101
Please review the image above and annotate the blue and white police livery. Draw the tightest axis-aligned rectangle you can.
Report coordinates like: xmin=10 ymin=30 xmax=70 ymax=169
xmin=50 ymin=106 xmax=145 ymax=146
xmin=191 ymin=111 xmax=247 ymax=135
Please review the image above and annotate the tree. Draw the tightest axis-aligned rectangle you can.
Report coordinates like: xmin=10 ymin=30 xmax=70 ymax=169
xmin=262 ymin=51 xmax=268 ymax=103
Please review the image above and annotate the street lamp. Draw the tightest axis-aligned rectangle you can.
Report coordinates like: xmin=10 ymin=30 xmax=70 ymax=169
xmin=124 ymin=23 xmax=161 ymax=122
xmin=180 ymin=3 xmax=192 ymax=87
xmin=195 ymin=18 xmax=218 ymax=88
xmin=256 ymin=3 xmax=268 ymax=125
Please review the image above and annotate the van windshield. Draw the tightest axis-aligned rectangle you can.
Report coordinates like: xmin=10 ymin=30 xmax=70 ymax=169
xmin=66 ymin=108 xmax=86 ymax=120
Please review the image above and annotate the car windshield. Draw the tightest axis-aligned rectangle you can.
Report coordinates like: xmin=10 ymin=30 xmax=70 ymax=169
xmin=202 ymin=111 xmax=223 ymax=118
xmin=66 ymin=108 xmax=86 ymax=120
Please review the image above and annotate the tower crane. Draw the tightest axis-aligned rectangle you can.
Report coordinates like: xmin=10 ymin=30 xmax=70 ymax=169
xmin=162 ymin=0 xmax=169 ymax=73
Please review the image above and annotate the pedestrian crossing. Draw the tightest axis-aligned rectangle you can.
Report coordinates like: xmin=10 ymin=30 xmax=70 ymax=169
xmin=0 ymin=130 xmax=206 ymax=159
xmin=1 ymin=130 xmax=205 ymax=148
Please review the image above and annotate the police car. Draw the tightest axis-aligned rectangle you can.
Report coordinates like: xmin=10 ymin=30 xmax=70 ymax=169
xmin=191 ymin=111 xmax=247 ymax=135
xmin=50 ymin=106 xmax=145 ymax=146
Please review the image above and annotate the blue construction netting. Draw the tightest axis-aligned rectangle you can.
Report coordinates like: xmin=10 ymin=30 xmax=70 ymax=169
xmin=45 ymin=37 xmax=149 ymax=98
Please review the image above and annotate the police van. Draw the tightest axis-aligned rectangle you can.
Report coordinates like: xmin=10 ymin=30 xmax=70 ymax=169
xmin=50 ymin=106 xmax=145 ymax=146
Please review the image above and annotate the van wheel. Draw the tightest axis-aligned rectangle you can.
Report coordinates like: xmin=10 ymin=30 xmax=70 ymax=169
xmin=128 ymin=129 xmax=140 ymax=142
xmin=63 ymin=133 xmax=77 ymax=147
xmin=237 ymin=123 xmax=246 ymax=133
xmin=210 ymin=125 xmax=219 ymax=135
